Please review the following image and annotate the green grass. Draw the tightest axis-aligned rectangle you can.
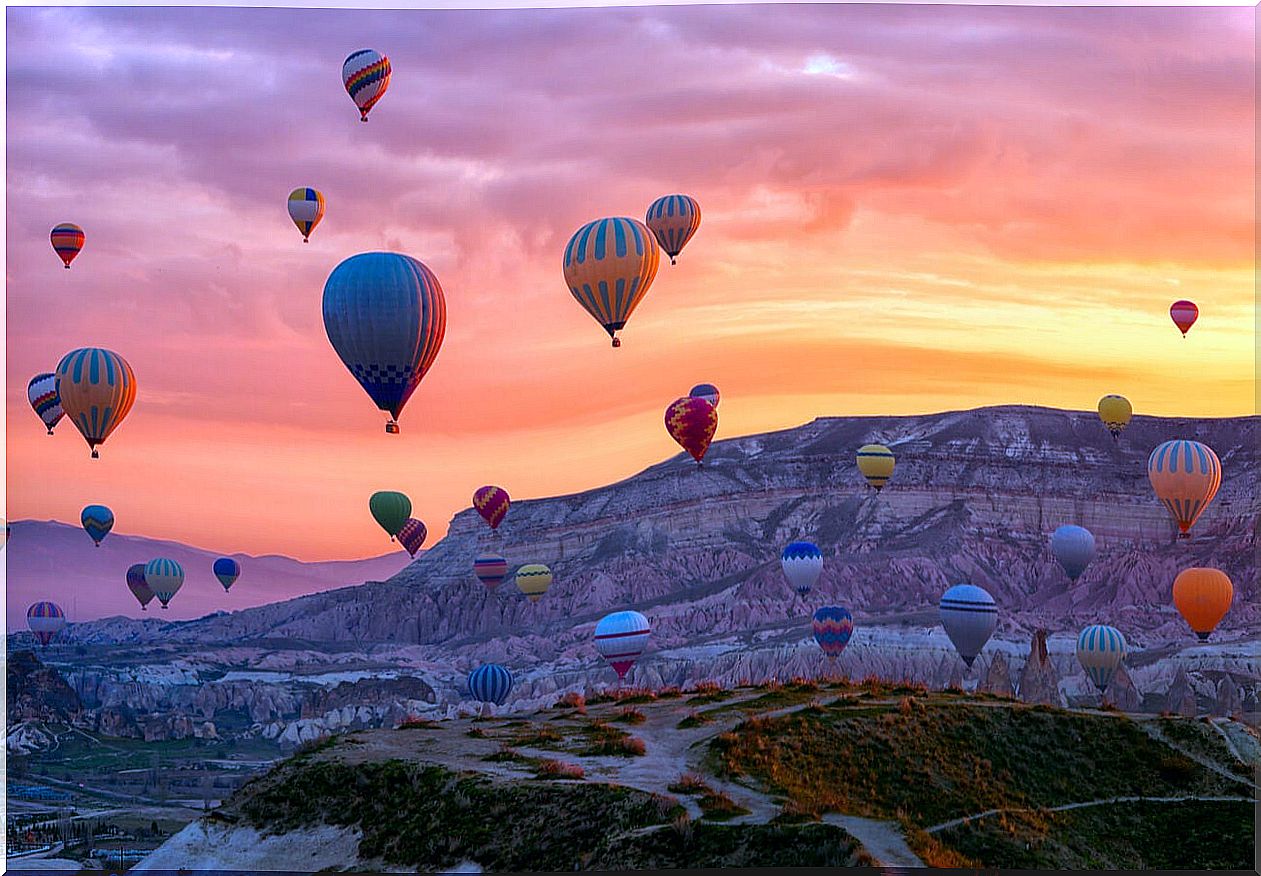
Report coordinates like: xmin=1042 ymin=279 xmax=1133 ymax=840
xmin=934 ymin=799 xmax=1254 ymax=869
xmin=697 ymin=791 xmax=751 ymax=821
xmin=1157 ymin=718 xmax=1253 ymax=778
xmin=709 ymin=702 xmax=1247 ymax=827
xmin=590 ymin=820 xmax=860 ymax=869
xmin=699 ymin=688 xmax=819 ymax=718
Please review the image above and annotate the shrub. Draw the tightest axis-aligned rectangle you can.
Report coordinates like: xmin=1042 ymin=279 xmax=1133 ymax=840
xmin=678 ymin=711 xmax=713 ymax=729
xmin=615 ymin=707 xmax=646 ymax=725
xmin=668 ymin=772 xmax=712 ymax=795
xmin=397 ymin=716 xmax=437 ymax=730
xmin=698 ymin=790 xmax=750 ymax=820
xmin=691 ymin=680 xmax=722 ymax=695
xmin=555 ymin=692 xmax=587 ymax=715
xmin=536 ymin=759 xmax=584 ymax=780
xmin=466 ymin=727 xmax=487 ymax=738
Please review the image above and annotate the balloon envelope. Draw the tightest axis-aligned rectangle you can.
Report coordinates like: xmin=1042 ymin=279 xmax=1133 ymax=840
xmin=1172 ymin=568 xmax=1232 ymax=641
xmin=1169 ymin=299 xmax=1198 ymax=336
xmin=27 ymin=601 xmax=66 ymax=646
xmin=27 ymin=373 xmax=64 ymax=434
xmin=398 ymin=518 xmax=427 ymax=556
xmin=939 ymin=584 xmax=997 ymax=668
xmin=857 ymin=444 xmax=895 ymax=491
xmin=781 ymin=542 xmax=823 ymax=596
xmin=646 ymin=195 xmax=701 ymax=265
xmin=343 ymin=49 xmax=391 ymax=121
xmin=1147 ymin=440 xmax=1221 ymax=538
xmin=515 ymin=564 xmax=552 ymax=602
xmin=55 ymin=348 xmax=137 ymax=458
xmin=473 ymin=486 xmax=510 ymax=530
xmin=51 ymin=223 xmax=84 ymax=268
xmin=473 ymin=556 xmax=509 ymax=590
xmin=812 ymin=606 xmax=854 ymax=659
xmin=145 ymin=558 xmax=185 ymax=609
xmin=665 ymin=396 xmax=718 ymax=464
xmin=213 ymin=557 xmax=241 ymax=591
xmin=563 ymin=217 xmax=660 ymax=347
xmin=689 ymin=383 xmax=720 ymax=408
xmin=594 ymin=610 xmax=651 ymax=680
xmin=370 ymin=491 xmax=412 ymax=538
xmin=468 ymin=664 xmax=514 ymax=705
xmin=80 ymin=505 xmax=114 ymax=547
xmin=127 ymin=563 xmax=155 ymax=610
xmin=288 ymin=188 xmax=326 ymax=241
xmin=1050 ymin=525 xmax=1096 ymax=582
xmin=322 ymin=253 xmax=447 ymax=433
xmin=1076 ymin=625 xmax=1126 ymax=692
xmin=1097 ymin=395 xmax=1132 ymax=439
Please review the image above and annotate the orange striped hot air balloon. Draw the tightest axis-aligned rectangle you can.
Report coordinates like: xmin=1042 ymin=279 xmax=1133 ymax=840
xmin=1172 ymin=568 xmax=1232 ymax=641
xmin=1147 ymin=439 xmax=1221 ymax=539
xmin=563 ymin=217 xmax=660 ymax=348
xmin=51 ymin=223 xmax=84 ymax=269
xmin=55 ymin=348 xmax=137 ymax=458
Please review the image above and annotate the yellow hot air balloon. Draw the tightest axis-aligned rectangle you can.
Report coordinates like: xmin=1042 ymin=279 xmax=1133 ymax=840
xmin=515 ymin=564 xmax=552 ymax=603
xmin=1147 ymin=440 xmax=1221 ymax=539
xmin=562 ymin=218 xmax=660 ymax=348
xmin=1172 ymin=568 xmax=1232 ymax=642
xmin=55 ymin=348 xmax=137 ymax=458
xmin=1097 ymin=395 xmax=1132 ymax=441
xmin=856 ymin=444 xmax=895 ymax=491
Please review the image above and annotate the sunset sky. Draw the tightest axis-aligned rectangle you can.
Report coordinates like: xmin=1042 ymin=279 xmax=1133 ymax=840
xmin=5 ymin=3 xmax=1255 ymax=562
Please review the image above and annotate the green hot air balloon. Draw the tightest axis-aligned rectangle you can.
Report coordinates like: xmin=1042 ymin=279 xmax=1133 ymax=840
xmin=370 ymin=491 xmax=412 ymax=541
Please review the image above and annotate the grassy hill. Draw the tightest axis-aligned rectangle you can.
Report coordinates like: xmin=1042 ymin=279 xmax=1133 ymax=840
xmin=182 ymin=679 xmax=1256 ymax=871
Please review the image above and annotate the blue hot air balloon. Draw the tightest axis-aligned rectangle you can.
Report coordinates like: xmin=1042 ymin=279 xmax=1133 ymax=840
xmin=1076 ymin=625 xmax=1127 ymax=693
xmin=213 ymin=557 xmax=241 ymax=592
xmin=1050 ymin=525 xmax=1096 ymax=582
xmin=80 ymin=505 xmax=114 ymax=547
xmin=939 ymin=584 xmax=997 ymax=669
xmin=322 ymin=252 xmax=447 ymax=434
xmin=468 ymin=663 xmax=514 ymax=706
xmin=812 ymin=606 xmax=854 ymax=659
xmin=781 ymin=542 xmax=823 ymax=596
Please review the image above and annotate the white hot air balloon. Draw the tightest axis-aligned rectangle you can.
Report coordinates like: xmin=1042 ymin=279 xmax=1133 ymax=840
xmin=594 ymin=610 xmax=651 ymax=683
xmin=939 ymin=584 xmax=997 ymax=669
xmin=1076 ymin=625 xmax=1127 ymax=694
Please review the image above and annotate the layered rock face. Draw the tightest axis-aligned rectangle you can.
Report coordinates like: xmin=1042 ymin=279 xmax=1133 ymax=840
xmin=7 ymin=650 xmax=83 ymax=723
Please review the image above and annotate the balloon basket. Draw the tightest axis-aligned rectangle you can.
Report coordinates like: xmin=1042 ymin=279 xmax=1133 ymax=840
xmin=612 ymin=338 xmax=621 ymax=348
xmin=91 ymin=449 xmax=100 ymax=459
xmin=385 ymin=421 xmax=400 ymax=434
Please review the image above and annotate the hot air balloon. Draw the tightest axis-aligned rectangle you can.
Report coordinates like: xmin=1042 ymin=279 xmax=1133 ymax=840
xmin=939 ymin=584 xmax=997 ymax=669
xmin=323 ymin=253 xmax=447 ymax=434
xmin=812 ymin=606 xmax=854 ymax=660
xmin=781 ymin=542 xmax=823 ymax=596
xmin=1147 ymin=440 xmax=1221 ymax=538
xmin=665 ymin=397 xmax=717 ymax=465
xmin=646 ymin=195 xmax=701 ymax=266
xmin=370 ymin=491 xmax=412 ymax=541
xmin=1050 ymin=525 xmax=1095 ymax=583
xmin=857 ymin=444 xmax=895 ymax=492
xmin=1076 ymin=624 xmax=1126 ymax=693
xmin=515 ymin=564 xmax=552 ymax=602
xmin=689 ymin=383 xmax=720 ymax=408
xmin=594 ymin=610 xmax=650 ymax=681
xmin=51 ymin=223 xmax=84 ymax=269
xmin=398 ymin=518 xmax=427 ymax=557
xmin=468 ymin=664 xmax=514 ymax=706
xmin=27 ymin=602 xmax=66 ymax=647
xmin=213 ymin=557 xmax=241 ymax=592
xmin=288 ymin=188 xmax=326 ymax=242
xmin=343 ymin=49 xmax=390 ymax=122
xmin=27 ymin=373 xmax=64 ymax=434
xmin=473 ymin=556 xmax=509 ymax=590
xmin=56 ymin=348 xmax=137 ymax=458
xmin=145 ymin=558 xmax=184 ymax=609
xmin=80 ymin=505 xmax=114 ymax=547
xmin=1169 ymin=300 xmax=1198 ymax=337
xmin=1097 ymin=395 xmax=1132 ymax=441
xmin=473 ymin=486 xmax=510 ymax=531
xmin=127 ymin=563 xmax=155 ymax=611
xmin=563 ymin=217 xmax=660 ymax=347
xmin=1172 ymin=568 xmax=1233 ymax=642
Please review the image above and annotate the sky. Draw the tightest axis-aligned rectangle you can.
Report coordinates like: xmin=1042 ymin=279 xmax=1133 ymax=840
xmin=5 ymin=3 xmax=1255 ymax=563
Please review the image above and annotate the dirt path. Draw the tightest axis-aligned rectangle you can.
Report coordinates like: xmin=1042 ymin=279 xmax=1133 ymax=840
xmin=1137 ymin=723 xmax=1257 ymax=790
xmin=822 ymin=814 xmax=924 ymax=867
xmin=925 ymin=795 xmax=1251 ymax=835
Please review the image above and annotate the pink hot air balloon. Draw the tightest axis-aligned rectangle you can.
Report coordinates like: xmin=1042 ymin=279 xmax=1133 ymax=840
xmin=1169 ymin=300 xmax=1198 ymax=337
xmin=664 ymin=396 xmax=718 ymax=466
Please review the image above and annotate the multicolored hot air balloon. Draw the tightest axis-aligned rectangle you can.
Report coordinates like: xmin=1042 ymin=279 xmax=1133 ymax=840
xmin=646 ymin=195 xmax=701 ymax=265
xmin=473 ymin=556 xmax=509 ymax=590
xmin=27 ymin=373 xmax=64 ymax=434
xmin=1050 ymin=525 xmax=1095 ymax=583
xmin=1169 ymin=300 xmax=1198 ymax=337
xmin=594 ymin=610 xmax=650 ymax=681
xmin=1172 ymin=568 xmax=1233 ymax=642
xmin=939 ymin=584 xmax=997 ymax=669
xmin=27 ymin=602 xmax=66 ymax=647
xmin=857 ymin=444 xmax=895 ymax=492
xmin=515 ymin=564 xmax=552 ymax=602
xmin=1147 ymin=440 xmax=1221 ymax=538
xmin=145 ymin=558 xmax=184 ymax=609
xmin=51 ymin=223 xmax=84 ymax=269
xmin=370 ymin=491 xmax=412 ymax=540
xmin=213 ymin=557 xmax=241 ymax=592
xmin=398 ymin=518 xmax=427 ymax=556
xmin=343 ymin=49 xmax=391 ymax=122
xmin=287 ymin=188 xmax=326 ymax=242
xmin=55 ymin=348 xmax=137 ymax=458
xmin=1076 ymin=624 xmax=1126 ymax=693
xmin=563 ymin=217 xmax=660 ymax=347
xmin=80 ymin=505 xmax=114 ymax=547
xmin=468 ymin=663 xmax=514 ymax=706
xmin=1097 ymin=395 xmax=1132 ymax=441
xmin=781 ymin=542 xmax=823 ymax=596
xmin=665 ymin=396 xmax=717 ymax=465
xmin=812 ymin=606 xmax=854 ymax=660
xmin=126 ymin=563 xmax=154 ymax=611
xmin=689 ymin=383 xmax=720 ymax=408
xmin=323 ymin=253 xmax=447 ymax=434
xmin=473 ymin=486 xmax=510 ymax=531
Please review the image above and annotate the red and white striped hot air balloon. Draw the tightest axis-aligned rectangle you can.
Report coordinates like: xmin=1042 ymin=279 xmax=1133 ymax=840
xmin=594 ymin=610 xmax=650 ymax=682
